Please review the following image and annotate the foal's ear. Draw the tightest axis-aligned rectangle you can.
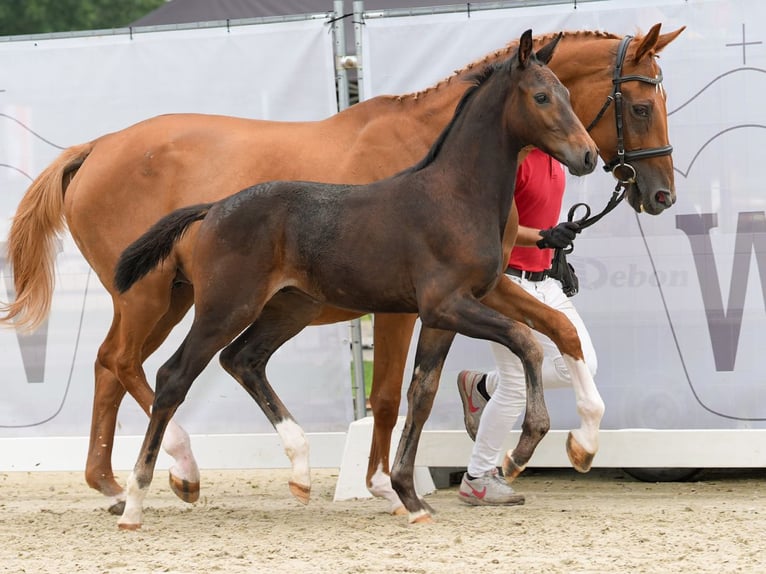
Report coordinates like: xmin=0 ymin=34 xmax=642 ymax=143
xmin=518 ymin=29 xmax=534 ymax=68
xmin=536 ymin=32 xmax=563 ymax=65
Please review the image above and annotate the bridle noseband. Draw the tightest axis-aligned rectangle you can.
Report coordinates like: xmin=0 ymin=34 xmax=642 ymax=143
xmin=585 ymin=34 xmax=673 ymax=187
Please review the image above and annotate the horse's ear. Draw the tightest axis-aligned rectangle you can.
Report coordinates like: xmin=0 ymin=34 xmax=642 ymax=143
xmin=518 ymin=29 xmax=533 ymax=68
xmin=633 ymin=23 xmax=686 ymax=62
xmin=536 ymin=32 xmax=562 ymax=65
xmin=653 ymin=25 xmax=686 ymax=54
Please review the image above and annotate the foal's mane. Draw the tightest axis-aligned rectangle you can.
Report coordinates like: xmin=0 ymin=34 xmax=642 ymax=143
xmin=396 ymin=29 xmax=620 ymax=103
xmin=406 ymin=60 xmax=504 ymax=173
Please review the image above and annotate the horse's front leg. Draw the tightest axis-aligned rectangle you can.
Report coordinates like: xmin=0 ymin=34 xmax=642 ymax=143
xmin=481 ymin=276 xmax=604 ymax=474
xmin=560 ymin=355 xmax=604 ymax=472
xmin=366 ymin=312 xmax=419 ymax=515
xmin=390 ymin=326 xmax=455 ymax=524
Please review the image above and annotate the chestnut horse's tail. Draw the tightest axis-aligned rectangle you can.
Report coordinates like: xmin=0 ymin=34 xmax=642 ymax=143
xmin=0 ymin=142 xmax=94 ymax=332
xmin=114 ymin=204 xmax=213 ymax=294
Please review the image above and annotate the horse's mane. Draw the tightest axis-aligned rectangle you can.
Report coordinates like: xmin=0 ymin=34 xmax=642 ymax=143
xmin=405 ymin=60 xmax=503 ymax=174
xmin=396 ymin=29 xmax=621 ymax=103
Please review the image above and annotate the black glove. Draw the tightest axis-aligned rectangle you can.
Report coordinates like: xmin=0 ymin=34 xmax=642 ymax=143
xmin=536 ymin=221 xmax=581 ymax=250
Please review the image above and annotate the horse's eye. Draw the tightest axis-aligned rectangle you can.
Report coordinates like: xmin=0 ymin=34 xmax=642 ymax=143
xmin=534 ymin=93 xmax=549 ymax=104
xmin=632 ymin=104 xmax=650 ymax=118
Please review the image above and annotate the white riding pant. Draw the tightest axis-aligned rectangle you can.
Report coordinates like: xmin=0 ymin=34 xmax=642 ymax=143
xmin=467 ymin=274 xmax=598 ymax=477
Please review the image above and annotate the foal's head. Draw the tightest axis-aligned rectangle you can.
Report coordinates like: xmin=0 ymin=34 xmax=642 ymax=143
xmin=507 ymin=29 xmax=598 ymax=176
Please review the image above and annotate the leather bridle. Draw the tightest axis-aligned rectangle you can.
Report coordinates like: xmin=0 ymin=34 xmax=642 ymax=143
xmin=586 ymin=34 xmax=674 ymax=187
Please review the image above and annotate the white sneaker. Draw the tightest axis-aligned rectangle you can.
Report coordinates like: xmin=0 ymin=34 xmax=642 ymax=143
xmin=458 ymin=469 xmax=525 ymax=506
xmin=457 ymin=370 xmax=488 ymax=441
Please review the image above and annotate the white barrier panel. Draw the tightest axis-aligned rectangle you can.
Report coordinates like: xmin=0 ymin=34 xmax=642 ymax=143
xmin=361 ymin=0 xmax=766 ymax=439
xmin=0 ymin=17 xmax=354 ymax=467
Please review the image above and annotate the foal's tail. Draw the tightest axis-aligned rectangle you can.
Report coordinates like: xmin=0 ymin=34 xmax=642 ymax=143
xmin=0 ymin=142 xmax=93 ymax=332
xmin=114 ymin=204 xmax=213 ymax=294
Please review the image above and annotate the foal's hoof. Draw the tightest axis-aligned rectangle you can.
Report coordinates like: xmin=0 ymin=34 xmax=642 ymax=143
xmin=502 ymin=452 xmax=526 ymax=482
xmin=289 ymin=480 xmax=311 ymax=505
xmin=169 ymin=471 xmax=200 ymax=503
xmin=117 ymin=521 xmax=141 ymax=531
xmin=566 ymin=431 xmax=595 ymax=473
xmin=108 ymin=500 xmax=126 ymax=516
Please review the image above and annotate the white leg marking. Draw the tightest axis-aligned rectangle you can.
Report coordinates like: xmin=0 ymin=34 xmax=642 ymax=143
xmin=562 ymin=354 xmax=605 ymax=454
xmin=117 ymin=471 xmax=148 ymax=528
xmin=368 ymin=463 xmax=405 ymax=514
xmin=107 ymin=492 xmax=126 ymax=508
xmin=275 ymin=419 xmax=310 ymax=489
xmin=162 ymin=420 xmax=200 ymax=483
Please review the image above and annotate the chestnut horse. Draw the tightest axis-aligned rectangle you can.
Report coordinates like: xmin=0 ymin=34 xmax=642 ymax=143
xmin=1 ymin=24 xmax=684 ymax=515
xmin=111 ymin=30 xmax=597 ymax=528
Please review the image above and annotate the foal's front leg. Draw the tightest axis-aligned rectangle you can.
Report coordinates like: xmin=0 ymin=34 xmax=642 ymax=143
xmin=420 ymin=292 xmax=548 ymax=479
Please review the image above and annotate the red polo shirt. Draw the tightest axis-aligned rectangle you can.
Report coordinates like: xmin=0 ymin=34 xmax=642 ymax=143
xmin=507 ymin=149 xmax=566 ymax=273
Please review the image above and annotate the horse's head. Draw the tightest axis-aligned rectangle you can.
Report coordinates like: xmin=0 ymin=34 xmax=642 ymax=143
xmin=580 ymin=24 xmax=686 ymax=215
xmin=509 ymin=30 xmax=598 ymax=177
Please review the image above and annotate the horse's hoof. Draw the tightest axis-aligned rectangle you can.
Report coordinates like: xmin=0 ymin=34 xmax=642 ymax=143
xmin=566 ymin=431 xmax=595 ymax=473
xmin=117 ymin=521 xmax=141 ymax=531
xmin=391 ymin=505 xmax=408 ymax=516
xmin=502 ymin=452 xmax=526 ymax=482
xmin=108 ymin=500 xmax=126 ymax=516
xmin=408 ymin=509 xmax=433 ymax=524
xmin=288 ymin=480 xmax=311 ymax=504
xmin=169 ymin=471 xmax=200 ymax=503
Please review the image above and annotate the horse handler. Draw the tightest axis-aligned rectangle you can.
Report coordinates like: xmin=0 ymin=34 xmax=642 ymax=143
xmin=457 ymin=148 xmax=599 ymax=505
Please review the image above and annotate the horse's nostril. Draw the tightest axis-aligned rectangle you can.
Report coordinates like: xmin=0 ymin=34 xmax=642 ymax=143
xmin=655 ymin=190 xmax=673 ymax=207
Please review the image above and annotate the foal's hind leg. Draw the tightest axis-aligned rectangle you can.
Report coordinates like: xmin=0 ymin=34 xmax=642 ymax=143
xmin=119 ymin=306 xmax=253 ymax=530
xmin=481 ymin=275 xmax=605 ymax=475
xmin=137 ymin=282 xmax=202 ymax=500
xmin=218 ymin=291 xmax=324 ymax=504
xmin=91 ymin=278 xmax=200 ymax=513
xmin=366 ymin=313 xmax=418 ymax=515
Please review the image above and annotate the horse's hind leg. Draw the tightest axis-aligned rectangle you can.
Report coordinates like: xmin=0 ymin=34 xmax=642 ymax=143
xmin=91 ymin=278 xmax=199 ymax=514
xmin=87 ymin=354 xmax=127 ymax=513
xmin=481 ymin=276 xmax=604 ymax=474
xmin=218 ymin=290 xmax=323 ymax=504
xmin=390 ymin=326 xmax=455 ymax=523
xmin=366 ymin=312 xmax=418 ymax=515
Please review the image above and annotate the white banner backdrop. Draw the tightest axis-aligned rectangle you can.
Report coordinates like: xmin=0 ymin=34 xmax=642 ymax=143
xmin=0 ymin=18 xmax=355 ymax=447
xmin=362 ymin=0 xmax=766 ymax=432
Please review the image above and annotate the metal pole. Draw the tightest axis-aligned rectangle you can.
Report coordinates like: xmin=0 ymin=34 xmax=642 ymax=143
xmin=332 ymin=0 xmax=350 ymax=111
xmin=350 ymin=318 xmax=367 ymax=419
xmin=335 ymin=0 xmax=367 ymax=420
xmin=353 ymin=0 xmax=365 ymax=103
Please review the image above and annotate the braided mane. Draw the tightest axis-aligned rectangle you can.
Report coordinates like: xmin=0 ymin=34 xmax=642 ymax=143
xmin=395 ymin=29 xmax=621 ymax=103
